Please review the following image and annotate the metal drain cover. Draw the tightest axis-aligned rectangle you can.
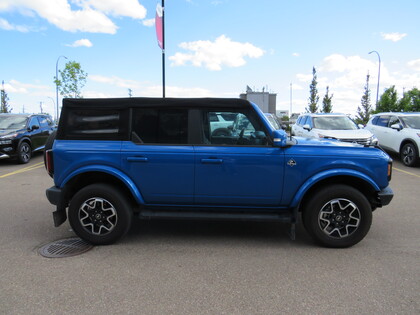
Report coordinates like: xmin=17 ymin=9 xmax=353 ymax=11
xmin=39 ymin=238 xmax=93 ymax=258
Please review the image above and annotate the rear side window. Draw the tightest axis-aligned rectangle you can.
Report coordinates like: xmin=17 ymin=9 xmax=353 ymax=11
xmin=60 ymin=109 xmax=128 ymax=140
xmin=132 ymin=108 xmax=188 ymax=144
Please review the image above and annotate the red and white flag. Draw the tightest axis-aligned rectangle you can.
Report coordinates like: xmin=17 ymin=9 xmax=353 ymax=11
xmin=155 ymin=3 xmax=163 ymax=49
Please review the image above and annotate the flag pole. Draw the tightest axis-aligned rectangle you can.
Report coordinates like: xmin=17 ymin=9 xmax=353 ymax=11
xmin=162 ymin=0 xmax=165 ymax=98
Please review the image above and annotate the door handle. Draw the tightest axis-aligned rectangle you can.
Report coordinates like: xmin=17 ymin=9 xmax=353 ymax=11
xmin=201 ymin=158 xmax=223 ymax=164
xmin=127 ymin=157 xmax=148 ymax=162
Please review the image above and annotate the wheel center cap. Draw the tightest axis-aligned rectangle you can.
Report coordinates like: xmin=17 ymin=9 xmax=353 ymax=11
xmin=335 ymin=215 xmax=343 ymax=222
xmin=95 ymin=214 xmax=102 ymax=220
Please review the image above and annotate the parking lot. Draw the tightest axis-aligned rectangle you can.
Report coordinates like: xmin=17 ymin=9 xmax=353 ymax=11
xmin=0 ymin=153 xmax=419 ymax=314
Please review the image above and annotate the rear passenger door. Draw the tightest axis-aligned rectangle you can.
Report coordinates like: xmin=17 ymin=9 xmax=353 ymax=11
xmin=194 ymin=109 xmax=284 ymax=207
xmin=121 ymin=108 xmax=194 ymax=205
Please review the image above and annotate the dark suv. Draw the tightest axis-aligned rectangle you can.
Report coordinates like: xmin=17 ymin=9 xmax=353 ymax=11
xmin=45 ymin=98 xmax=394 ymax=247
xmin=0 ymin=113 xmax=55 ymax=163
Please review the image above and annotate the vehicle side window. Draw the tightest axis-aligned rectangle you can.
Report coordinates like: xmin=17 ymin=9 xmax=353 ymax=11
xmin=376 ymin=116 xmax=390 ymax=127
xmin=60 ymin=109 xmax=128 ymax=140
xmin=371 ymin=116 xmax=379 ymax=125
xmin=202 ymin=110 xmax=268 ymax=146
xmin=38 ymin=116 xmax=50 ymax=128
xmin=132 ymin=108 xmax=188 ymax=144
xmin=28 ymin=117 xmax=40 ymax=129
xmin=388 ymin=116 xmax=400 ymax=127
xmin=296 ymin=116 xmax=302 ymax=125
xmin=301 ymin=116 xmax=308 ymax=126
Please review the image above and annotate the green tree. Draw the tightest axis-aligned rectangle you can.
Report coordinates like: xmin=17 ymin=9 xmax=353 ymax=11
xmin=55 ymin=61 xmax=87 ymax=98
xmin=306 ymin=66 xmax=319 ymax=113
xmin=321 ymin=86 xmax=333 ymax=113
xmin=398 ymin=88 xmax=420 ymax=112
xmin=1 ymin=80 xmax=12 ymax=113
xmin=355 ymin=74 xmax=372 ymax=124
xmin=375 ymin=86 xmax=398 ymax=113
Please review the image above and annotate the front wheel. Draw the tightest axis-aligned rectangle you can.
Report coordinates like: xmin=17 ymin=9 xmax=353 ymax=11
xmin=400 ymin=143 xmax=419 ymax=167
xmin=302 ymin=185 xmax=372 ymax=248
xmin=17 ymin=142 xmax=31 ymax=164
xmin=68 ymin=184 xmax=133 ymax=245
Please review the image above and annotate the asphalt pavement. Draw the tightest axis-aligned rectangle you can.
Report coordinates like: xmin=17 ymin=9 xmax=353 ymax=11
xmin=0 ymin=153 xmax=419 ymax=314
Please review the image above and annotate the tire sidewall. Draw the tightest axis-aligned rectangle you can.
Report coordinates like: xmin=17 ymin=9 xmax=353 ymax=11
xmin=303 ymin=185 xmax=372 ymax=248
xmin=68 ymin=184 xmax=132 ymax=245
xmin=17 ymin=141 xmax=31 ymax=164
xmin=400 ymin=142 xmax=418 ymax=167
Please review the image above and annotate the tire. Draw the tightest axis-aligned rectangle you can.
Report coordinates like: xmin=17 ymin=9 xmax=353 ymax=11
xmin=17 ymin=142 xmax=31 ymax=164
xmin=43 ymin=130 xmax=57 ymax=168
xmin=68 ymin=184 xmax=133 ymax=245
xmin=400 ymin=142 xmax=419 ymax=167
xmin=302 ymin=185 xmax=372 ymax=248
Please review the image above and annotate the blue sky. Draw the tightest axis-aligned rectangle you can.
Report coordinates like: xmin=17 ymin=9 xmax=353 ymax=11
xmin=1 ymin=0 xmax=419 ymax=119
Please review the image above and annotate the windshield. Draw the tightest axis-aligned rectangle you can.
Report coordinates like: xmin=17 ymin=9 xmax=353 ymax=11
xmin=0 ymin=116 xmax=28 ymax=130
xmin=313 ymin=116 xmax=358 ymax=130
xmin=265 ymin=114 xmax=281 ymax=129
xmin=401 ymin=116 xmax=420 ymax=129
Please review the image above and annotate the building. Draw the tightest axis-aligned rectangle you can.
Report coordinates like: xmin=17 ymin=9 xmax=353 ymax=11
xmin=239 ymin=86 xmax=276 ymax=114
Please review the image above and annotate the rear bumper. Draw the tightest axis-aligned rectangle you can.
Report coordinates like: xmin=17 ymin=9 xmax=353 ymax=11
xmin=377 ymin=186 xmax=394 ymax=206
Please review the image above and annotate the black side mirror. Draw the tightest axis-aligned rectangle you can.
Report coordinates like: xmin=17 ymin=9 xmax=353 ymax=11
xmin=31 ymin=125 xmax=40 ymax=131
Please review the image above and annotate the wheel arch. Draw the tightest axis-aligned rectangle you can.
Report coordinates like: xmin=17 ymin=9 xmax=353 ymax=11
xmin=296 ymin=174 xmax=379 ymax=214
xmin=400 ymin=138 xmax=419 ymax=153
xmin=61 ymin=169 xmax=144 ymax=209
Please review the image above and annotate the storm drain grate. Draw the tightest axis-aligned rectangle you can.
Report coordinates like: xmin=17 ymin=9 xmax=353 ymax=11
xmin=39 ymin=238 xmax=93 ymax=258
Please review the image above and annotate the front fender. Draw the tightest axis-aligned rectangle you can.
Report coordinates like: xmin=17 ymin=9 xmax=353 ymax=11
xmin=289 ymin=168 xmax=380 ymax=208
xmin=60 ymin=165 xmax=145 ymax=204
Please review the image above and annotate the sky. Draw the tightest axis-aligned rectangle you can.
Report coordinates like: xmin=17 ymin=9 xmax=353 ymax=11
xmin=0 ymin=0 xmax=419 ymax=120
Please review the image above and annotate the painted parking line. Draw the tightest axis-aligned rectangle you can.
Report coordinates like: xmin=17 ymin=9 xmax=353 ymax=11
xmin=393 ymin=167 xmax=420 ymax=179
xmin=0 ymin=162 xmax=44 ymax=179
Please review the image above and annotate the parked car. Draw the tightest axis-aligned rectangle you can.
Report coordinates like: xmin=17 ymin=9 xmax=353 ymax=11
xmin=291 ymin=113 xmax=378 ymax=145
xmin=0 ymin=113 xmax=55 ymax=163
xmin=365 ymin=112 xmax=420 ymax=167
xmin=45 ymin=97 xmax=393 ymax=248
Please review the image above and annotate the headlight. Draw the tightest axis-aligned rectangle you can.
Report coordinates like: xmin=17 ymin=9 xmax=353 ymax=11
xmin=0 ymin=133 xmax=18 ymax=144
xmin=370 ymin=136 xmax=379 ymax=145
xmin=0 ymin=140 xmax=12 ymax=145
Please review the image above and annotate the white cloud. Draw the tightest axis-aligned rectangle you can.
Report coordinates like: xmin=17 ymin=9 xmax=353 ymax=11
xmin=5 ymin=79 xmax=50 ymax=94
xmin=381 ymin=32 xmax=407 ymax=42
xmin=169 ymin=35 xmax=265 ymax=71
xmin=66 ymin=38 xmax=93 ymax=47
xmin=0 ymin=17 xmax=30 ymax=32
xmin=407 ymin=59 xmax=420 ymax=71
xmin=0 ymin=0 xmax=147 ymax=34
xmin=142 ymin=18 xmax=154 ymax=27
xmin=292 ymin=52 xmax=300 ymax=57
xmin=292 ymin=53 xmax=420 ymax=114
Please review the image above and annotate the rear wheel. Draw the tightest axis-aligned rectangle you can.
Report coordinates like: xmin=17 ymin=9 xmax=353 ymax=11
xmin=17 ymin=142 xmax=31 ymax=164
xmin=400 ymin=142 xmax=419 ymax=167
xmin=68 ymin=184 xmax=133 ymax=245
xmin=302 ymin=185 xmax=372 ymax=248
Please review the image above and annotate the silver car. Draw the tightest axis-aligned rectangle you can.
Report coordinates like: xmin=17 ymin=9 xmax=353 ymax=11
xmin=291 ymin=113 xmax=378 ymax=145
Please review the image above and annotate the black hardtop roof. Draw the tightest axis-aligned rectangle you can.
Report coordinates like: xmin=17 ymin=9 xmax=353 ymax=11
xmin=63 ymin=97 xmax=252 ymax=109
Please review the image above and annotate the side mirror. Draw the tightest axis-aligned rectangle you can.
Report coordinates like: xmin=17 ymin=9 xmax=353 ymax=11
xmin=303 ymin=124 xmax=311 ymax=131
xmin=272 ymin=130 xmax=287 ymax=147
xmin=358 ymin=124 xmax=364 ymax=129
xmin=281 ymin=124 xmax=287 ymax=130
xmin=30 ymin=125 xmax=40 ymax=131
xmin=390 ymin=123 xmax=402 ymax=131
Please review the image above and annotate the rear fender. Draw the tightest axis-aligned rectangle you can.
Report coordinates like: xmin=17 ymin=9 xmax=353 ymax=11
xmin=60 ymin=165 xmax=145 ymax=204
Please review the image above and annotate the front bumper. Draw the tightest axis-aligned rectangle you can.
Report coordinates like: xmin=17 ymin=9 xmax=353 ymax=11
xmin=46 ymin=186 xmax=67 ymax=227
xmin=377 ymin=186 xmax=394 ymax=206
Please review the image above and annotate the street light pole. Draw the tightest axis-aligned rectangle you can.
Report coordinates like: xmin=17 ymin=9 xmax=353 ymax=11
xmin=368 ymin=50 xmax=381 ymax=107
xmin=55 ymin=55 xmax=67 ymax=122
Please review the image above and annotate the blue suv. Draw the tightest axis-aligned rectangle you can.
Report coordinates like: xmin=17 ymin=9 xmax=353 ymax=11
xmin=45 ymin=98 xmax=393 ymax=247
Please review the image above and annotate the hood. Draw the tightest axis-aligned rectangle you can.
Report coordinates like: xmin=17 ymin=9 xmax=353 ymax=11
xmin=294 ymin=136 xmax=362 ymax=147
xmin=313 ymin=128 xmax=373 ymax=140
xmin=0 ymin=128 xmax=21 ymax=137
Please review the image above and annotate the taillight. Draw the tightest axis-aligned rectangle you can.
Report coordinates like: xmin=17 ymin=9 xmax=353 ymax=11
xmin=45 ymin=149 xmax=54 ymax=178
xmin=387 ymin=160 xmax=392 ymax=181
